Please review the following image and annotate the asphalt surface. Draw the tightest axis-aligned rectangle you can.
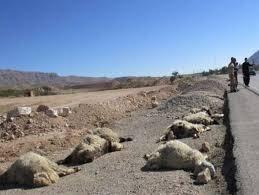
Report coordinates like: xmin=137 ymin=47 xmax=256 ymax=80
xmin=229 ymin=72 xmax=259 ymax=194
xmin=238 ymin=72 xmax=259 ymax=92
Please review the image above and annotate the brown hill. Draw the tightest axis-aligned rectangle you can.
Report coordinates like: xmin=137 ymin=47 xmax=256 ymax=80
xmin=0 ymin=69 xmax=111 ymax=89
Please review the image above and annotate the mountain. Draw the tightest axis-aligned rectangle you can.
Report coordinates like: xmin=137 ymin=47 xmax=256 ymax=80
xmin=249 ymin=50 xmax=259 ymax=65
xmin=0 ymin=69 xmax=170 ymax=90
xmin=0 ymin=69 xmax=111 ymax=89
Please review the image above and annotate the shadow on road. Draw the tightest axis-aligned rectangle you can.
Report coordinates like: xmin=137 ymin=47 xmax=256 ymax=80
xmin=222 ymin=91 xmax=238 ymax=194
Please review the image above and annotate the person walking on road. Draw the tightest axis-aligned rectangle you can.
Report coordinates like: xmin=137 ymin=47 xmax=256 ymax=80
xmin=228 ymin=57 xmax=237 ymax=92
xmin=242 ymin=58 xmax=251 ymax=87
xmin=234 ymin=60 xmax=239 ymax=88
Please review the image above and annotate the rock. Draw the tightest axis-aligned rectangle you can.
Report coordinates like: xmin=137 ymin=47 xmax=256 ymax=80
xmin=10 ymin=124 xmax=18 ymax=131
xmin=151 ymin=96 xmax=157 ymax=101
xmin=24 ymin=124 xmax=32 ymax=130
xmin=0 ymin=157 xmax=5 ymax=163
xmin=1 ymin=132 xmax=9 ymax=138
xmin=151 ymin=101 xmax=159 ymax=108
xmin=8 ymin=117 xmax=15 ymax=122
xmin=37 ymin=105 xmax=50 ymax=112
xmin=151 ymin=96 xmax=159 ymax=108
xmin=7 ymin=107 xmax=32 ymax=118
xmin=193 ymin=134 xmax=199 ymax=139
xmin=9 ymin=134 xmax=15 ymax=140
xmin=15 ymin=130 xmax=25 ymax=137
xmin=196 ymin=168 xmax=211 ymax=184
xmin=0 ymin=115 xmax=7 ymax=124
xmin=57 ymin=107 xmax=72 ymax=117
xmin=141 ymin=92 xmax=147 ymax=97
xmin=29 ymin=112 xmax=35 ymax=118
xmin=45 ymin=109 xmax=58 ymax=118
xmin=212 ymin=113 xmax=224 ymax=119
xmin=201 ymin=142 xmax=210 ymax=153
xmin=27 ymin=119 xmax=33 ymax=124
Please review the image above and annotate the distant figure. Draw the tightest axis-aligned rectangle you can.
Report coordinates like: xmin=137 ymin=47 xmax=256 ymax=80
xmin=228 ymin=57 xmax=237 ymax=92
xmin=242 ymin=58 xmax=251 ymax=87
xmin=234 ymin=60 xmax=239 ymax=88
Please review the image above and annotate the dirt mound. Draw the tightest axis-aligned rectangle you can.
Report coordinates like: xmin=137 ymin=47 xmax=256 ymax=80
xmin=0 ymin=112 xmax=69 ymax=141
xmin=160 ymin=92 xmax=223 ymax=115
xmin=0 ymin=86 xmax=176 ymax=163
xmin=160 ymin=79 xmax=227 ymax=115
xmin=68 ymin=86 xmax=176 ymax=129
xmin=182 ymin=79 xmax=226 ymax=95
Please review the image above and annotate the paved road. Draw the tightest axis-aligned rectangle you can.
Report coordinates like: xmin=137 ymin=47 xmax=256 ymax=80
xmin=229 ymin=73 xmax=259 ymax=194
xmin=238 ymin=71 xmax=259 ymax=91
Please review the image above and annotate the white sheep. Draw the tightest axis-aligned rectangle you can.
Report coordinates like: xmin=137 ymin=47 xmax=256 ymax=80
xmin=183 ymin=112 xmax=215 ymax=125
xmin=0 ymin=152 xmax=79 ymax=187
xmin=159 ymin=120 xmax=210 ymax=141
xmin=59 ymin=134 xmax=124 ymax=165
xmin=144 ymin=140 xmax=215 ymax=178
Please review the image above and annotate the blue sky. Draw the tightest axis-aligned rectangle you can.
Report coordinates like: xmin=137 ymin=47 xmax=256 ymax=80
xmin=0 ymin=0 xmax=259 ymax=77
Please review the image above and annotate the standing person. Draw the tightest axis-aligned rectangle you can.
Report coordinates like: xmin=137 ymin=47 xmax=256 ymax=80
xmin=228 ymin=57 xmax=237 ymax=92
xmin=242 ymin=58 xmax=250 ymax=87
xmin=234 ymin=60 xmax=239 ymax=88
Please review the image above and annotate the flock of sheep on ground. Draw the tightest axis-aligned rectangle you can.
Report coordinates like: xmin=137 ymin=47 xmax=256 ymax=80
xmin=0 ymin=105 xmax=223 ymax=188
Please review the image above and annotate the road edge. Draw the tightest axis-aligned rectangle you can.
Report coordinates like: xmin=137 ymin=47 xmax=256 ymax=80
xmin=239 ymin=83 xmax=259 ymax=96
xmin=223 ymin=91 xmax=238 ymax=194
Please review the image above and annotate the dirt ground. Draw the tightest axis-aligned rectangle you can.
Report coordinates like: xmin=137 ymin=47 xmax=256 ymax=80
xmin=0 ymin=85 xmax=170 ymax=114
xmin=0 ymin=76 xmax=231 ymax=194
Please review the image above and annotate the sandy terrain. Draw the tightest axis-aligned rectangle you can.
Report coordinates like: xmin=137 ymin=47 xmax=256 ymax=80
xmin=0 ymin=76 xmax=233 ymax=194
xmin=0 ymin=85 xmax=169 ymax=114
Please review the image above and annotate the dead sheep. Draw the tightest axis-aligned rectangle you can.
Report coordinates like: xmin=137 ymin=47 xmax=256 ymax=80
xmin=0 ymin=152 xmax=79 ymax=187
xmin=58 ymin=128 xmax=132 ymax=165
xmin=58 ymin=135 xmax=110 ymax=165
xmin=183 ymin=112 xmax=216 ymax=125
xmin=190 ymin=106 xmax=212 ymax=116
xmin=92 ymin=127 xmax=120 ymax=143
xmin=144 ymin=140 xmax=215 ymax=178
xmin=158 ymin=120 xmax=210 ymax=141
xmin=58 ymin=134 xmax=124 ymax=165
xmin=92 ymin=127 xmax=133 ymax=143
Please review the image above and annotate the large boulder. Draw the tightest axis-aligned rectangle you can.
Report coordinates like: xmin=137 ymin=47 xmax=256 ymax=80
xmin=0 ymin=152 xmax=79 ymax=187
xmin=7 ymin=107 xmax=32 ymax=118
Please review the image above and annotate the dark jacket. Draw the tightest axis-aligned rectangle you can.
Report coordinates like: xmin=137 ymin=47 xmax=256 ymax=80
xmin=242 ymin=62 xmax=250 ymax=76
